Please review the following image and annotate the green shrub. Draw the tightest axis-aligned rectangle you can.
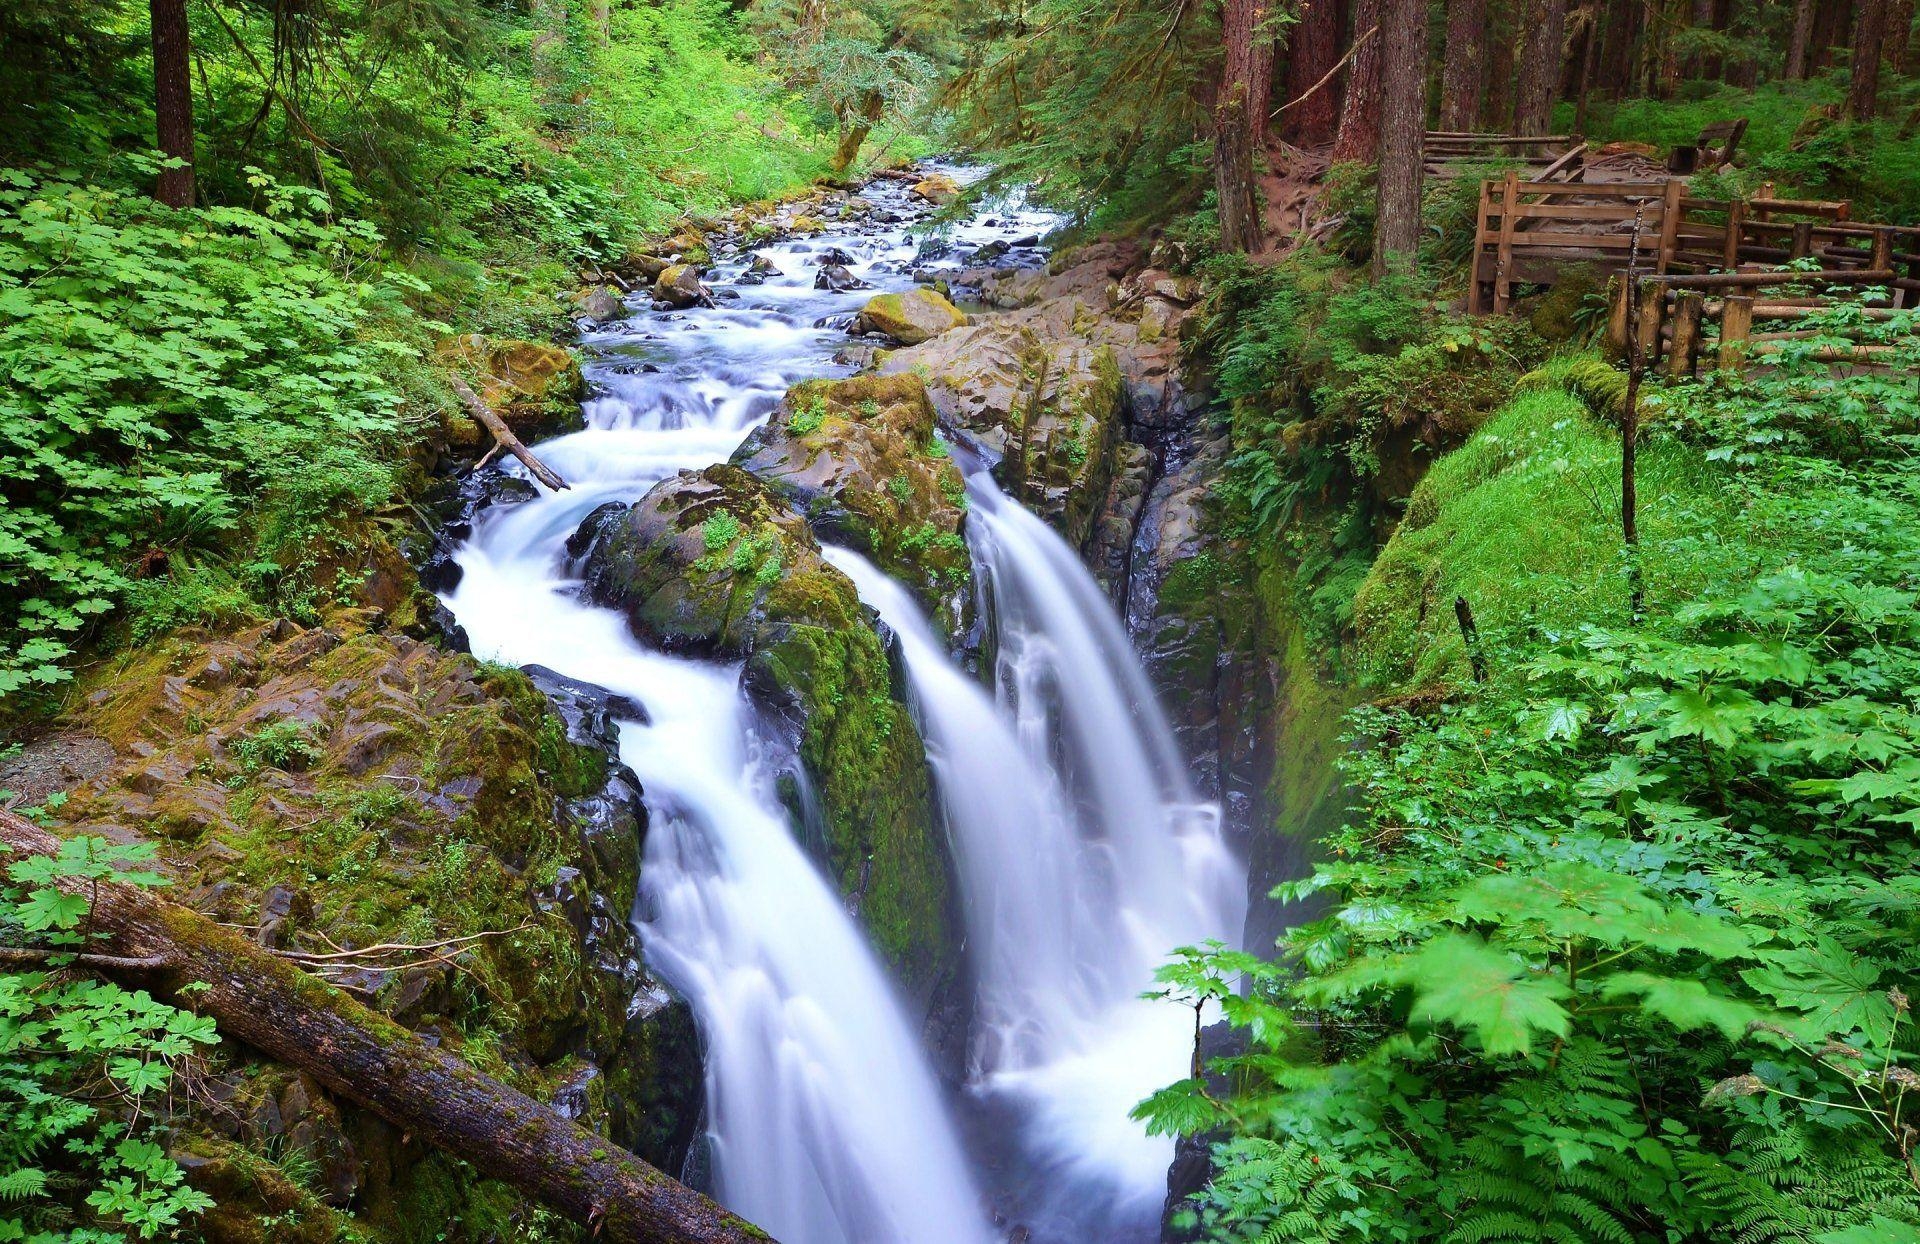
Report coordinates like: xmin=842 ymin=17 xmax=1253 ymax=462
xmin=0 ymin=166 xmax=420 ymax=701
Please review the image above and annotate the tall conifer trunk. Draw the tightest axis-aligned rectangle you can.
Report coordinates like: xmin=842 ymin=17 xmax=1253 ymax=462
xmin=1890 ymin=0 xmax=1915 ymax=74
xmin=1283 ymin=0 xmax=1342 ymax=143
xmin=1598 ymin=0 xmax=1638 ymax=95
xmin=150 ymin=0 xmax=194 ymax=208
xmin=1331 ymin=0 xmax=1384 ymax=163
xmin=1216 ymin=0 xmax=1269 ymax=253
xmin=1848 ymin=0 xmax=1888 ymax=118
xmin=1439 ymin=0 xmax=1489 ymax=132
xmin=1514 ymin=0 xmax=1568 ymax=133
xmin=1374 ymin=0 xmax=1427 ymax=274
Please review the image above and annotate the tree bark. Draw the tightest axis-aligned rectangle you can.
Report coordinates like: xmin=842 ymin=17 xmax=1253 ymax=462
xmin=150 ymin=0 xmax=194 ymax=208
xmin=1374 ymin=0 xmax=1428 ymax=275
xmin=1811 ymin=0 xmax=1855 ymax=73
xmin=1573 ymin=0 xmax=1604 ymax=131
xmin=1438 ymin=0 xmax=1489 ymax=131
xmin=830 ymin=90 xmax=885 ymax=175
xmin=0 ymin=812 xmax=768 ymax=1244
xmin=1514 ymin=0 xmax=1569 ymax=134
xmin=1848 ymin=0 xmax=1889 ymax=118
xmin=1786 ymin=0 xmax=1815 ymax=77
xmin=1887 ymin=0 xmax=1913 ymax=75
xmin=1331 ymin=0 xmax=1385 ymax=164
xmin=1599 ymin=0 xmax=1639 ymax=95
xmin=1283 ymin=0 xmax=1343 ymax=143
xmin=452 ymin=376 xmax=571 ymax=492
xmin=1217 ymin=0 xmax=1271 ymax=253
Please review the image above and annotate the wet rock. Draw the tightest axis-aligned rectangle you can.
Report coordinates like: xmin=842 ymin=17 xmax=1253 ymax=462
xmin=571 ymin=284 xmax=625 ymax=322
xmin=853 ymin=289 xmax=967 ymax=346
xmin=911 ymin=173 xmax=961 ymax=205
xmin=732 ymin=373 xmax=971 ymax=621
xmin=433 ymin=335 xmax=585 ymax=451
xmin=573 ymin=464 xmax=955 ymax=991
xmin=814 ymin=263 xmax=870 ymax=292
xmin=748 ymin=253 xmax=783 ymax=277
xmin=625 ymin=252 xmax=671 ymax=280
xmin=653 ymin=264 xmax=713 ymax=309
xmin=815 ymin=246 xmax=857 ymax=266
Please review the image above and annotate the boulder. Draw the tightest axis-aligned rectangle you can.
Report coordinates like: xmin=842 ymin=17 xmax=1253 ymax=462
xmin=653 ymin=264 xmax=712 ymax=309
xmin=881 ymin=320 xmax=1125 ymax=549
xmin=910 ymin=173 xmax=961 ymax=205
xmin=434 ymin=335 xmax=585 ymax=451
xmin=732 ymin=374 xmax=971 ymax=624
xmin=572 ymin=466 xmax=956 ymax=991
xmin=814 ymin=263 xmax=869 ymax=292
xmin=571 ymin=285 xmax=625 ymax=322
xmin=854 ymin=289 xmax=967 ymax=346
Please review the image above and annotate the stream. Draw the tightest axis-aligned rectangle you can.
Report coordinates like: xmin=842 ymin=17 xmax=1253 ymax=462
xmin=441 ymin=169 xmax=1245 ymax=1244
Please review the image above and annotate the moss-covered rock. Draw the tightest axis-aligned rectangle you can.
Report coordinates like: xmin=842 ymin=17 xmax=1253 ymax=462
xmin=883 ymin=320 xmax=1124 ymax=549
xmin=574 ymin=466 xmax=955 ymax=990
xmin=854 ymin=289 xmax=967 ymax=345
xmin=47 ymin=614 xmax=697 ymax=1239
xmin=910 ymin=173 xmax=961 ymax=205
xmin=653 ymin=264 xmax=711 ymax=309
xmin=732 ymin=374 xmax=971 ymax=629
xmin=435 ymin=335 xmax=584 ymax=451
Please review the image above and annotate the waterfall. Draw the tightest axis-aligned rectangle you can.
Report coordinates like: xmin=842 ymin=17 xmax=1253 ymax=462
xmin=827 ymin=472 xmax=1244 ymax=1241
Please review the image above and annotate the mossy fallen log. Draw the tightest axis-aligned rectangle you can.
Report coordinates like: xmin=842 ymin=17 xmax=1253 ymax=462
xmin=0 ymin=810 xmax=770 ymax=1244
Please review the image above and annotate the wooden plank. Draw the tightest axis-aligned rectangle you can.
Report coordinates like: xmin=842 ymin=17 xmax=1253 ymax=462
xmin=1655 ymin=179 xmax=1684 ymax=275
xmin=1640 ymin=269 xmax=1898 ymax=289
xmin=1789 ymin=220 xmax=1814 ymax=261
xmin=1470 ymin=179 xmax=1494 ymax=315
xmin=1750 ymin=196 xmax=1851 ymax=217
xmin=1506 ymin=202 xmax=1648 ymax=221
xmin=1719 ymin=295 xmax=1754 ymax=371
xmin=1535 ymin=143 xmax=1588 ymax=182
xmin=1493 ymin=171 xmax=1520 ymax=314
xmin=1508 ymin=181 xmax=1668 ymax=196
xmin=1606 ymin=276 xmax=1631 ymax=358
xmin=1502 ymin=230 xmax=1653 ymax=249
xmin=1722 ymin=199 xmax=1746 ymax=270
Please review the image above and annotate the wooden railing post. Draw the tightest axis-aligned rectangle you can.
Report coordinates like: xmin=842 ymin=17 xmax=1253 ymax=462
xmin=1493 ymin=170 xmax=1521 ymax=313
xmin=1870 ymin=226 xmax=1894 ymax=274
xmin=1668 ymin=290 xmax=1704 ymax=378
xmin=1789 ymin=220 xmax=1814 ymax=262
xmin=1719 ymin=295 xmax=1754 ymax=372
xmin=1605 ymin=275 xmax=1631 ymax=358
xmin=1722 ymin=199 xmax=1746 ymax=271
xmin=1471 ymin=178 xmax=1495 ymax=314
xmin=1655 ymin=179 xmax=1684 ymax=275
xmin=1636 ymin=279 xmax=1666 ymax=369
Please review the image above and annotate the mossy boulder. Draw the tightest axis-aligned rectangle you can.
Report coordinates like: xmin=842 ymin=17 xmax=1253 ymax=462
xmin=435 ymin=334 xmax=584 ymax=450
xmin=46 ymin=616 xmax=701 ymax=1236
xmin=574 ymin=466 xmax=955 ymax=989
xmin=910 ymin=173 xmax=961 ymax=205
xmin=732 ymin=374 xmax=971 ymax=629
xmin=883 ymin=320 xmax=1126 ymax=549
xmin=653 ymin=263 xmax=711 ymax=309
xmin=854 ymin=289 xmax=967 ymax=345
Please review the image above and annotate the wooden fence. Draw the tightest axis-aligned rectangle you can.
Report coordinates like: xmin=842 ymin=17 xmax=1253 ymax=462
xmin=1469 ymin=173 xmax=1920 ymax=316
xmin=1426 ymin=131 xmax=1585 ymax=182
xmin=1604 ymin=269 xmax=1919 ymax=376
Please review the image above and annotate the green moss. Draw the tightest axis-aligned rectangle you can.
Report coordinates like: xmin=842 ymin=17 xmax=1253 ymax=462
xmin=1353 ymin=383 xmax=1730 ymax=690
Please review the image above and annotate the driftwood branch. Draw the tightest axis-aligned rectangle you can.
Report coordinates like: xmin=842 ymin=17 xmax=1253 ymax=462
xmin=450 ymin=375 xmax=570 ymax=492
xmin=0 ymin=811 xmax=770 ymax=1244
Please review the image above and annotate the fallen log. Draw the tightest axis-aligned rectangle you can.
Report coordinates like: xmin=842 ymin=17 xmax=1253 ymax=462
xmin=0 ymin=811 xmax=769 ymax=1244
xmin=450 ymin=375 xmax=570 ymax=492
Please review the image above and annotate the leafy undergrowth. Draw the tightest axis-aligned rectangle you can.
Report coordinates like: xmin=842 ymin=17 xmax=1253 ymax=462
xmin=1145 ymin=316 xmax=1920 ymax=1242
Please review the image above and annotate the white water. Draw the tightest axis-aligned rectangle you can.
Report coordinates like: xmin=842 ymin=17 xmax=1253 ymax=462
xmin=440 ymin=169 xmax=1242 ymax=1242
xmin=828 ymin=484 xmax=1243 ymax=1241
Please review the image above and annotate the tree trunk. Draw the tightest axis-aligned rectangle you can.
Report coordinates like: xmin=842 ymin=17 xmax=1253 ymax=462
xmin=150 ymin=0 xmax=194 ymax=208
xmin=1374 ymin=0 xmax=1428 ymax=275
xmin=1438 ymin=0 xmax=1489 ymax=131
xmin=0 ymin=812 xmax=771 ymax=1244
xmin=592 ymin=0 xmax=611 ymax=40
xmin=1786 ymin=0 xmax=1815 ymax=77
xmin=1514 ymin=0 xmax=1569 ymax=134
xmin=1599 ymin=0 xmax=1638 ymax=95
xmin=1574 ymin=0 xmax=1604 ymax=130
xmin=1848 ymin=0 xmax=1889 ymax=118
xmin=1811 ymin=0 xmax=1855 ymax=73
xmin=1217 ymin=0 xmax=1270 ymax=253
xmin=830 ymin=90 xmax=885 ymax=175
xmin=1283 ymin=0 xmax=1342 ymax=143
xmin=1331 ymin=0 xmax=1385 ymax=164
xmin=1887 ymin=0 xmax=1913 ymax=74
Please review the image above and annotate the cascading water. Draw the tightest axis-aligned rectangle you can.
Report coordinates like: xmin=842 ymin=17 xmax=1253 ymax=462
xmin=439 ymin=166 xmax=1242 ymax=1242
xmin=828 ymin=480 xmax=1243 ymax=1242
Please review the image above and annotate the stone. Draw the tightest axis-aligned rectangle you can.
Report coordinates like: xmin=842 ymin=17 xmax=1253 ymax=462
xmin=653 ymin=264 xmax=712 ymax=309
xmin=571 ymin=284 xmax=625 ymax=321
xmin=434 ymin=335 xmax=585 ymax=450
xmin=910 ymin=172 xmax=961 ymax=205
xmin=853 ymin=289 xmax=967 ymax=346
xmin=814 ymin=263 xmax=869 ymax=293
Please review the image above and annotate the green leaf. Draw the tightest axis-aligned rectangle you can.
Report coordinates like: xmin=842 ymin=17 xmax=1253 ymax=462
xmin=1401 ymin=933 xmax=1571 ymax=1056
xmin=1597 ymin=972 xmax=1770 ymax=1038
